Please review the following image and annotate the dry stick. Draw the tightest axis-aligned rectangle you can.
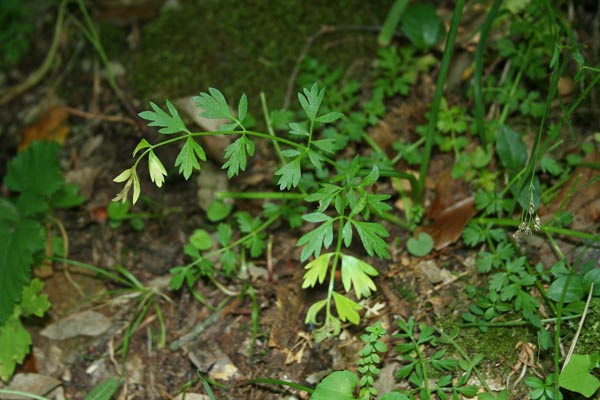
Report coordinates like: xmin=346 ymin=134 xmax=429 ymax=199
xmin=561 ymin=282 xmax=594 ymax=372
xmin=0 ymin=0 xmax=67 ymax=106
xmin=64 ymin=105 xmax=138 ymax=127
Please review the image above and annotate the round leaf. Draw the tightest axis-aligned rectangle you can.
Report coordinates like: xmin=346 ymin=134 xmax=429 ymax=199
xmin=407 ymin=232 xmax=434 ymax=257
xmin=189 ymin=229 xmax=212 ymax=251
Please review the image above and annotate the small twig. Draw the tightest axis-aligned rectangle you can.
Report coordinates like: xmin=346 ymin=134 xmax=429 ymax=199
xmin=64 ymin=105 xmax=138 ymax=127
xmin=562 ymin=282 xmax=594 ymax=372
xmin=425 ymin=270 xmax=469 ymax=296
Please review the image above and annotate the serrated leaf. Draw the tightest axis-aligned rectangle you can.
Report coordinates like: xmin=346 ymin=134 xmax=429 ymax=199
xmin=138 ymin=100 xmax=187 ymax=134
xmin=352 ymin=221 xmax=390 ymax=258
xmin=297 ymin=220 xmax=334 ymax=261
xmin=275 ymin=158 xmax=302 ymax=190
xmin=302 ymin=212 xmax=331 ymax=223
xmin=281 ymin=149 xmax=302 ymax=158
xmin=216 ymin=223 xmax=233 ymax=245
xmin=0 ymin=312 xmax=31 ymax=381
xmin=340 ymin=254 xmax=378 ymax=299
xmin=193 ymin=88 xmax=234 ymax=120
xmin=315 ymin=111 xmax=344 ymax=123
xmin=237 ymin=93 xmax=248 ymax=123
xmin=0 ymin=219 xmax=44 ymax=325
xmin=5 ymin=141 xmax=63 ymax=196
xmin=342 ymin=220 xmax=353 ymax=247
xmin=175 ymin=137 xmax=206 ymax=179
xmin=19 ymin=279 xmax=50 ymax=318
xmin=302 ymin=253 xmax=333 ymax=288
xmin=148 ymin=151 xmax=167 ymax=188
xmin=222 ymin=135 xmax=255 ymax=178
xmin=332 ymin=291 xmax=362 ymax=324
xmin=298 ymin=83 xmax=324 ymax=120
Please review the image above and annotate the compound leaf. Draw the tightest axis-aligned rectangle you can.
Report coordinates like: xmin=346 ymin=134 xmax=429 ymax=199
xmin=299 ymin=83 xmax=325 ymax=120
xmin=332 ymin=291 xmax=362 ymax=324
xmin=340 ymin=254 xmax=378 ymax=299
xmin=275 ymin=157 xmax=302 ymax=190
xmin=194 ymin=88 xmax=234 ymax=120
xmin=303 ymin=253 xmax=333 ymax=288
xmin=297 ymin=220 xmax=334 ymax=261
xmin=0 ymin=312 xmax=31 ymax=381
xmin=19 ymin=278 xmax=50 ymax=318
xmin=138 ymin=100 xmax=187 ymax=134
xmin=175 ymin=137 xmax=206 ymax=179
xmin=222 ymin=135 xmax=255 ymax=178
xmin=352 ymin=221 xmax=390 ymax=258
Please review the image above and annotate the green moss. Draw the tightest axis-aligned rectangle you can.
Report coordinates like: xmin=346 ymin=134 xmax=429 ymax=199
xmin=129 ymin=0 xmax=388 ymax=109
xmin=574 ymin=298 xmax=600 ymax=356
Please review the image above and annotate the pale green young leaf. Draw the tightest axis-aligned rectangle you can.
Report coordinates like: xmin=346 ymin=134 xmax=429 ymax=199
xmin=305 ymin=298 xmax=328 ymax=324
xmin=332 ymin=291 xmax=362 ymax=324
xmin=132 ymin=171 xmax=141 ymax=204
xmin=298 ymin=83 xmax=324 ymax=120
xmin=113 ymin=168 xmax=132 ymax=183
xmin=148 ymin=151 xmax=167 ymax=188
xmin=340 ymin=254 xmax=378 ymax=299
xmin=315 ymin=111 xmax=344 ymax=124
xmin=19 ymin=279 xmax=50 ymax=317
xmin=302 ymin=253 xmax=333 ymax=288
xmin=222 ymin=135 xmax=255 ymax=178
xmin=193 ymin=88 xmax=234 ymax=120
xmin=175 ymin=137 xmax=206 ymax=179
xmin=289 ymin=122 xmax=309 ymax=136
xmin=132 ymin=139 xmax=152 ymax=157
xmin=237 ymin=93 xmax=248 ymax=123
xmin=275 ymin=158 xmax=302 ymax=190
xmin=352 ymin=221 xmax=390 ymax=258
xmin=138 ymin=100 xmax=187 ymax=134
xmin=297 ymin=220 xmax=334 ymax=261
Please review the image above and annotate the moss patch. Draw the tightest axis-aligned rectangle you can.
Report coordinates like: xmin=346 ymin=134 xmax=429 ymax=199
xmin=129 ymin=0 xmax=388 ymax=109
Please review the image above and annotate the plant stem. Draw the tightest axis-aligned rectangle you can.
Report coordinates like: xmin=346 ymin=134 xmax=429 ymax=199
xmin=416 ymin=0 xmax=465 ymax=204
xmin=217 ymin=191 xmax=305 ymax=200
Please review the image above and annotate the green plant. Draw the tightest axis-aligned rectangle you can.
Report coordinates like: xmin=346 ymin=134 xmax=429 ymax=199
xmin=0 ymin=0 xmax=35 ymax=68
xmin=0 ymin=140 xmax=84 ymax=381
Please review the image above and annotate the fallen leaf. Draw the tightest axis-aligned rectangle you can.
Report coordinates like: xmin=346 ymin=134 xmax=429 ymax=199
xmin=421 ymin=196 xmax=476 ymax=250
xmin=19 ymin=105 xmax=70 ymax=151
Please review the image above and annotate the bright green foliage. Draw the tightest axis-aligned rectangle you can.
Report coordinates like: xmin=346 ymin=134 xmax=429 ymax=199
xmin=139 ymin=100 xmax=188 ymax=134
xmin=526 ymin=375 xmax=563 ymax=400
xmin=175 ymin=137 xmax=207 ymax=179
xmin=84 ymin=377 xmax=123 ymax=400
xmin=310 ymin=370 xmax=357 ymax=400
xmin=0 ymin=279 xmax=50 ymax=381
xmin=559 ymin=353 xmax=600 ymax=398
xmin=406 ymin=232 xmax=433 ymax=257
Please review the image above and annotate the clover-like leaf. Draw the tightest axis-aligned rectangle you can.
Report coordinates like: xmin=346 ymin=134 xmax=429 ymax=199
xmin=138 ymin=100 xmax=187 ymax=134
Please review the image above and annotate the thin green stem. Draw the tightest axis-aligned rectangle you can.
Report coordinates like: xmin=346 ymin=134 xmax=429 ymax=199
xmin=260 ymin=92 xmax=286 ymax=165
xmin=217 ymin=191 xmax=305 ymax=200
xmin=476 ymin=217 xmax=600 ymax=242
xmin=416 ymin=0 xmax=465 ymax=203
xmin=459 ymin=313 xmax=582 ymax=328
xmin=473 ymin=0 xmax=503 ymax=145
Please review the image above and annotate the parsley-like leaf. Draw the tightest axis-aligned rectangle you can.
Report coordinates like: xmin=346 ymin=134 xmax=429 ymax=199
xmin=138 ymin=100 xmax=187 ymax=134
xmin=302 ymin=253 xmax=333 ymax=288
xmin=297 ymin=220 xmax=334 ymax=261
xmin=175 ymin=137 xmax=207 ymax=179
xmin=332 ymin=291 xmax=361 ymax=324
xmin=193 ymin=88 xmax=234 ymax=120
xmin=298 ymin=83 xmax=325 ymax=120
xmin=352 ymin=220 xmax=390 ymax=258
xmin=275 ymin=158 xmax=302 ymax=190
xmin=340 ymin=254 xmax=378 ymax=299
xmin=222 ymin=135 xmax=255 ymax=178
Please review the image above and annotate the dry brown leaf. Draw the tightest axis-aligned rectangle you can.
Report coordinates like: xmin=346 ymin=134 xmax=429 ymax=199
xmin=422 ymin=196 xmax=476 ymax=250
xmin=19 ymin=105 xmax=70 ymax=151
